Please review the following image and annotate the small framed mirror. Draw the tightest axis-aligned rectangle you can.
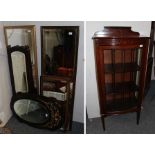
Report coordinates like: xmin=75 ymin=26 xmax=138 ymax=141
xmin=4 ymin=25 xmax=39 ymax=92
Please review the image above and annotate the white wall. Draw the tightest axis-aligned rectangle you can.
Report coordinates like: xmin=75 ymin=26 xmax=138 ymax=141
xmin=0 ymin=22 xmax=12 ymax=127
xmin=86 ymin=21 xmax=151 ymax=119
xmin=0 ymin=21 xmax=84 ymax=124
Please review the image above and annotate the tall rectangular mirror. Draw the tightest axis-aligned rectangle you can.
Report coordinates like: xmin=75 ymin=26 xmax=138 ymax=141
xmin=41 ymin=26 xmax=79 ymax=130
xmin=4 ymin=25 xmax=39 ymax=92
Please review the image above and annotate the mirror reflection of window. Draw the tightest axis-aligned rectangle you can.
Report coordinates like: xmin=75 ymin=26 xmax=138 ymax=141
xmin=6 ymin=29 xmax=34 ymax=65
xmin=14 ymin=99 xmax=49 ymax=124
xmin=11 ymin=51 xmax=28 ymax=93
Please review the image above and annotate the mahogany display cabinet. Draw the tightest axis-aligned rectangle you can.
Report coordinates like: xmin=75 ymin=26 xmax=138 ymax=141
xmin=93 ymin=27 xmax=149 ymax=130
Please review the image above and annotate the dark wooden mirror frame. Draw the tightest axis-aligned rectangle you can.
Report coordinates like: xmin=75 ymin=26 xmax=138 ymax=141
xmin=7 ymin=45 xmax=36 ymax=95
xmin=41 ymin=26 xmax=79 ymax=77
xmin=40 ymin=75 xmax=72 ymax=130
xmin=11 ymin=93 xmax=51 ymax=127
xmin=40 ymin=26 xmax=79 ymax=130
xmin=7 ymin=45 xmax=63 ymax=130
xmin=11 ymin=93 xmax=63 ymax=130
xmin=4 ymin=25 xmax=39 ymax=93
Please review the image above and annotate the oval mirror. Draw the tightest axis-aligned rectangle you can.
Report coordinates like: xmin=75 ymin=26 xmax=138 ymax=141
xmin=13 ymin=99 xmax=50 ymax=124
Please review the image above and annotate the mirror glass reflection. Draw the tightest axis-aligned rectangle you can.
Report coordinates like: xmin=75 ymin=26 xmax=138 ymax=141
xmin=11 ymin=51 xmax=28 ymax=93
xmin=14 ymin=99 xmax=50 ymax=124
xmin=42 ymin=79 xmax=72 ymax=102
xmin=43 ymin=28 xmax=77 ymax=77
xmin=4 ymin=26 xmax=38 ymax=91
xmin=6 ymin=29 xmax=35 ymax=64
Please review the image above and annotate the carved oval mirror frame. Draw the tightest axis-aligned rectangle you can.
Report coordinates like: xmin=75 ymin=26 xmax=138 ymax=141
xmin=10 ymin=93 xmax=63 ymax=130
xmin=11 ymin=93 xmax=51 ymax=126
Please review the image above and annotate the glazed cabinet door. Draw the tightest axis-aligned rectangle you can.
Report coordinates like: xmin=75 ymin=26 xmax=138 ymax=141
xmin=95 ymin=41 xmax=149 ymax=116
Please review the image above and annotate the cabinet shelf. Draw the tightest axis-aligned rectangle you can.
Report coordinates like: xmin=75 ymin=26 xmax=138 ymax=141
xmin=104 ymin=63 xmax=140 ymax=73
xmin=105 ymin=81 xmax=139 ymax=94
xmin=105 ymin=97 xmax=138 ymax=113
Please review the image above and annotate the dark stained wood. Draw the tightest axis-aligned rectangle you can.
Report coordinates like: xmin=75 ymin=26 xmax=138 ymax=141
xmin=7 ymin=45 xmax=36 ymax=95
xmin=105 ymin=96 xmax=137 ymax=113
xmin=93 ymin=26 xmax=139 ymax=38
xmin=93 ymin=27 xmax=149 ymax=130
xmin=105 ymin=81 xmax=139 ymax=94
xmin=105 ymin=63 xmax=140 ymax=73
